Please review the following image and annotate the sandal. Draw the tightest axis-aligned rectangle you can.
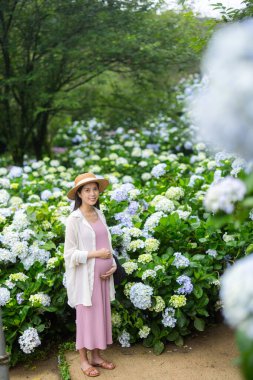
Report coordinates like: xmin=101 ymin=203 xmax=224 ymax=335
xmin=92 ymin=361 xmax=116 ymax=370
xmin=80 ymin=366 xmax=100 ymax=377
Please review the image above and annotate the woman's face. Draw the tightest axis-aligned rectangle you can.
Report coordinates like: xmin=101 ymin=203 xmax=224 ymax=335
xmin=77 ymin=182 xmax=99 ymax=206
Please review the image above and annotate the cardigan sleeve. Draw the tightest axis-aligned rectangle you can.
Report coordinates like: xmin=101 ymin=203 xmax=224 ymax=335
xmin=99 ymin=209 xmax=117 ymax=267
xmin=64 ymin=217 xmax=89 ymax=268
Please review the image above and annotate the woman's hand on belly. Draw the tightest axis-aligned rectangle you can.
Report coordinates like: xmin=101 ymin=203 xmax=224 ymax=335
xmin=95 ymin=248 xmax=112 ymax=259
xmin=100 ymin=265 xmax=117 ymax=280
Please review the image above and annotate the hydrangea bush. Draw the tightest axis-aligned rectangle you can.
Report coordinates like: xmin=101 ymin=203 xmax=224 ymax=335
xmin=1 ymin=87 xmax=253 ymax=363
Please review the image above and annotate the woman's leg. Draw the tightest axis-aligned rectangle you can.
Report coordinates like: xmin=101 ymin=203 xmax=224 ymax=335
xmin=90 ymin=348 xmax=101 ymax=363
xmin=91 ymin=349 xmax=115 ymax=369
xmin=79 ymin=348 xmax=99 ymax=375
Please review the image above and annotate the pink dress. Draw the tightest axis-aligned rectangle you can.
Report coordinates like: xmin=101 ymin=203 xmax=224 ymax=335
xmin=75 ymin=217 xmax=113 ymax=350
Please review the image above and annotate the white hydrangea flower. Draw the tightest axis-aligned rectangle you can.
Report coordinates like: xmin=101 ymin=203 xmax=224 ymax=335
xmin=141 ymin=173 xmax=152 ymax=181
xmin=142 ymin=269 xmax=156 ymax=281
xmin=122 ymin=261 xmax=138 ymax=274
xmin=207 ymin=160 xmax=217 ymax=170
xmin=25 ymin=245 xmax=50 ymax=270
xmin=154 ymin=265 xmax=165 ymax=273
xmin=40 ymin=190 xmax=53 ymax=201
xmin=9 ymin=273 xmax=28 ymax=282
xmin=111 ymin=312 xmax=122 ymax=327
xmin=29 ymin=293 xmax=51 ymax=307
xmin=138 ymin=326 xmax=151 ymax=339
xmin=9 ymin=196 xmax=23 ymax=209
xmin=0 ymin=189 xmax=10 ymax=206
xmin=204 ymin=176 xmax=246 ymax=214
xmin=145 ymin=238 xmax=160 ymax=253
xmin=0 ymin=208 xmax=12 ymax=218
xmin=223 ymin=233 xmax=235 ymax=243
xmin=0 ymin=287 xmax=11 ymax=306
xmin=116 ymin=157 xmax=128 ymax=165
xmin=127 ymin=227 xmax=142 ymax=238
xmin=18 ymin=327 xmax=41 ymax=354
xmin=220 ymin=254 xmax=253 ymax=338
xmin=46 ymin=257 xmax=58 ymax=269
xmin=206 ymin=249 xmax=217 ymax=258
xmin=122 ymin=175 xmax=134 ymax=183
xmin=173 ymin=210 xmax=191 ymax=220
xmin=143 ymin=211 xmax=164 ymax=233
xmin=138 ymin=253 xmax=153 ymax=264
xmin=0 ymin=178 xmax=10 ymax=189
xmin=128 ymin=188 xmax=141 ymax=200
xmin=12 ymin=210 xmax=29 ymax=231
xmin=151 ymin=296 xmax=166 ymax=313
xmin=189 ymin=19 xmax=253 ymax=161
xmin=12 ymin=241 xmax=29 ymax=259
xmin=0 ymin=248 xmax=16 ymax=263
xmin=131 ymin=147 xmax=142 ymax=157
xmin=165 ymin=186 xmax=184 ymax=200
xmin=9 ymin=166 xmax=23 ymax=178
xmin=150 ymin=195 xmax=175 ymax=213
xmin=138 ymin=161 xmax=148 ymax=167
xmin=31 ymin=161 xmax=44 ymax=169
xmin=0 ymin=167 xmax=7 ymax=176
xmin=128 ymin=239 xmax=145 ymax=252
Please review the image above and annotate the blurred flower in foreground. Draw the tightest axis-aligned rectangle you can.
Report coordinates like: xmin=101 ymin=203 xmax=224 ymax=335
xmin=204 ymin=176 xmax=246 ymax=213
xmin=189 ymin=19 xmax=253 ymax=161
xmin=220 ymin=254 xmax=253 ymax=338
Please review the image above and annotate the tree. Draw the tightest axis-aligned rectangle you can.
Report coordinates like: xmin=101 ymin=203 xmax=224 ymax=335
xmin=0 ymin=0 xmax=214 ymax=164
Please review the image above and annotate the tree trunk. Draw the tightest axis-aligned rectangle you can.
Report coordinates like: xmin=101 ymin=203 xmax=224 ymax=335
xmin=11 ymin=145 xmax=24 ymax=166
xmin=33 ymin=111 xmax=50 ymax=161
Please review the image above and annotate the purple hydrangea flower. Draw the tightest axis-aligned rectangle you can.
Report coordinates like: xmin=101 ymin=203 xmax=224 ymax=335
xmin=16 ymin=292 xmax=24 ymax=305
xmin=110 ymin=183 xmax=134 ymax=202
xmin=128 ymin=201 xmax=139 ymax=215
xmin=110 ymin=225 xmax=124 ymax=235
xmin=114 ymin=211 xmax=133 ymax=228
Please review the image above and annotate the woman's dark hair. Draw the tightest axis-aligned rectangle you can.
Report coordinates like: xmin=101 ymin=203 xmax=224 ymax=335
xmin=73 ymin=181 xmax=100 ymax=211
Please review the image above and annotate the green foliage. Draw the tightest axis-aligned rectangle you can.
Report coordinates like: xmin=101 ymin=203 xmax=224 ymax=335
xmin=236 ymin=330 xmax=253 ymax=380
xmin=212 ymin=0 xmax=253 ymax=21
xmin=58 ymin=342 xmax=75 ymax=380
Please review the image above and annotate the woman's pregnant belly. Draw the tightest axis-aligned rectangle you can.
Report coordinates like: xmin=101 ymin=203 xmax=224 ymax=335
xmin=95 ymin=257 xmax=113 ymax=276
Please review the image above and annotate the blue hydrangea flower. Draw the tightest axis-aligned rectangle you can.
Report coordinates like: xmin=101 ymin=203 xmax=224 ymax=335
xmin=172 ymin=252 xmax=190 ymax=268
xmin=110 ymin=225 xmax=124 ymax=235
xmin=128 ymin=201 xmax=139 ymax=215
xmin=130 ymin=283 xmax=153 ymax=310
xmin=162 ymin=307 xmax=177 ymax=328
xmin=114 ymin=211 xmax=133 ymax=228
xmin=118 ymin=330 xmax=131 ymax=347
xmin=16 ymin=292 xmax=24 ymax=305
xmin=151 ymin=163 xmax=167 ymax=178
xmin=110 ymin=183 xmax=134 ymax=202
xmin=176 ymin=275 xmax=193 ymax=294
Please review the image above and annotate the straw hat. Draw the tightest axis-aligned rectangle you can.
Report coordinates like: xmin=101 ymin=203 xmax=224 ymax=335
xmin=67 ymin=172 xmax=109 ymax=200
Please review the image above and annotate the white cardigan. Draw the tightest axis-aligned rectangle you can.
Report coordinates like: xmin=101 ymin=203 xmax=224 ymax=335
xmin=64 ymin=206 xmax=116 ymax=308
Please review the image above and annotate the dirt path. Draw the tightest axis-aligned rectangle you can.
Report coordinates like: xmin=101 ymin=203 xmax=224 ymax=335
xmin=10 ymin=323 xmax=242 ymax=380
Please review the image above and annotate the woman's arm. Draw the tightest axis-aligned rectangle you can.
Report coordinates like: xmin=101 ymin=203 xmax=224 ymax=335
xmin=64 ymin=218 xmax=90 ymax=268
xmin=64 ymin=217 xmax=112 ymax=268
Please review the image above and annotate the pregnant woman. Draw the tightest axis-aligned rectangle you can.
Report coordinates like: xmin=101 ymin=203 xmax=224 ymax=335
xmin=64 ymin=172 xmax=117 ymax=377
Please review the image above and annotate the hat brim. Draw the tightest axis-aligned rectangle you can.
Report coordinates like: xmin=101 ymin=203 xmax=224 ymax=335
xmin=67 ymin=178 xmax=109 ymax=200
